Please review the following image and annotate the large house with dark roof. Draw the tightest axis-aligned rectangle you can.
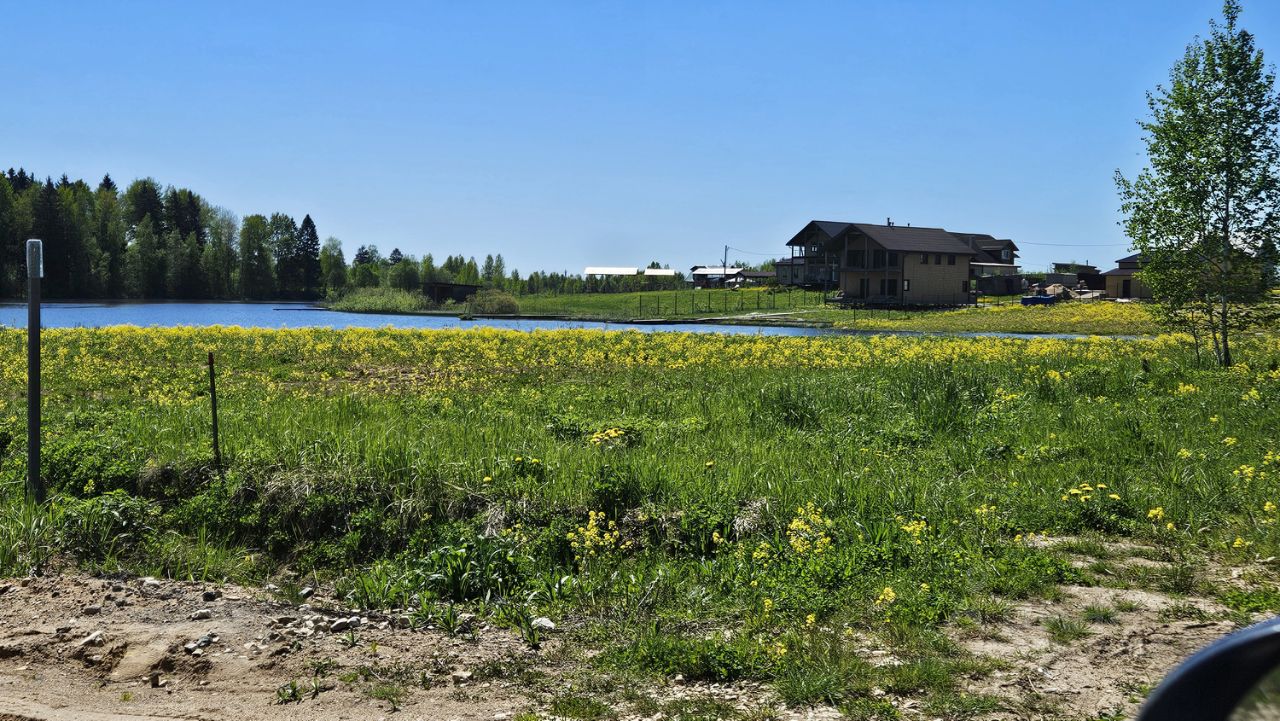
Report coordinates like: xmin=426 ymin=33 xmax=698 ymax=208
xmin=777 ymin=220 xmax=1014 ymax=306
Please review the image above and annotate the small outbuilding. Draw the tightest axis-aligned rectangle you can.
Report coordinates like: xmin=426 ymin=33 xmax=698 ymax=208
xmin=1102 ymin=253 xmax=1152 ymax=299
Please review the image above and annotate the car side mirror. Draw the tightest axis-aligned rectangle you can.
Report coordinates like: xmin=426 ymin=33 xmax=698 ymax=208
xmin=1139 ymin=616 xmax=1280 ymax=720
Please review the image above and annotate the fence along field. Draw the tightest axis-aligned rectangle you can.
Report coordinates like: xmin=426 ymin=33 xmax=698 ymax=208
xmin=1 ymin=326 xmax=1279 ymax=715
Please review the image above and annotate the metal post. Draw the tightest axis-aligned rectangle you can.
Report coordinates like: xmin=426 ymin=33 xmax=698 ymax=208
xmin=26 ymin=240 xmax=43 ymax=504
xmin=208 ymin=352 xmax=222 ymax=475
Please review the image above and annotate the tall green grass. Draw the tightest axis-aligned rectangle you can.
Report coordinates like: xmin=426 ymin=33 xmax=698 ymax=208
xmin=2 ymin=327 xmax=1278 ymax=710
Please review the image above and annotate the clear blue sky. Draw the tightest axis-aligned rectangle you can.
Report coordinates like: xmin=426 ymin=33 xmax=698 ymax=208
xmin=7 ymin=1 xmax=1278 ymax=274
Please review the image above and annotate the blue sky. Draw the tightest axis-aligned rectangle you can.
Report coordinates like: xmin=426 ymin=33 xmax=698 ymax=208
xmin=7 ymin=1 xmax=1278 ymax=275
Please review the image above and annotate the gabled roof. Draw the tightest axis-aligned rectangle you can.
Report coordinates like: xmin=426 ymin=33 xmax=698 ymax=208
xmin=848 ymin=224 xmax=978 ymax=255
xmin=786 ymin=220 xmax=852 ymax=246
xmin=690 ymin=266 xmax=744 ymax=276
xmin=953 ymin=232 xmax=1020 ymax=252
xmin=1116 ymin=252 xmax=1143 ymax=263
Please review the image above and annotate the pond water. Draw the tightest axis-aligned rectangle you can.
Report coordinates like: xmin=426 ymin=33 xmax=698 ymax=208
xmin=0 ymin=301 xmax=1120 ymax=340
xmin=0 ymin=302 xmax=835 ymax=336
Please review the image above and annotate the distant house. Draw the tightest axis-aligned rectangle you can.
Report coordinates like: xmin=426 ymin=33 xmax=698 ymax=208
xmin=740 ymin=270 xmax=776 ymax=285
xmin=1046 ymin=262 xmax=1104 ymax=291
xmin=423 ymin=281 xmax=481 ymax=304
xmin=689 ymin=266 xmax=744 ymax=288
xmin=782 ymin=221 xmax=977 ymax=305
xmin=953 ymin=233 xmax=1022 ymax=296
xmin=1102 ymin=253 xmax=1151 ymax=299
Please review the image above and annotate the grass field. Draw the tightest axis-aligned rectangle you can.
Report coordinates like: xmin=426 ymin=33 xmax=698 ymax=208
xmin=2 ymin=327 xmax=1279 ymax=715
xmin=791 ymin=301 xmax=1163 ymax=336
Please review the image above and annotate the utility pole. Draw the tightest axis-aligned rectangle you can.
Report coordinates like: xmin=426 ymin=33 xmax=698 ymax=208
xmin=722 ymin=244 xmax=729 ymax=290
xmin=26 ymin=240 xmax=44 ymax=504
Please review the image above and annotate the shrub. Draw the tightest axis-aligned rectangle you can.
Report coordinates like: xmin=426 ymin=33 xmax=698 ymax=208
xmin=468 ymin=289 xmax=521 ymax=315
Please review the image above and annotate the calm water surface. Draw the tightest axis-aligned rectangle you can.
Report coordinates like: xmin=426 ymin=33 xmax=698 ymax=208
xmin=0 ymin=302 xmax=833 ymax=336
xmin=0 ymin=302 xmax=1116 ymax=340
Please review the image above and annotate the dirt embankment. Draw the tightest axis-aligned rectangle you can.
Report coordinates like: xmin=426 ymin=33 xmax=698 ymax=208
xmin=0 ymin=560 xmax=1250 ymax=721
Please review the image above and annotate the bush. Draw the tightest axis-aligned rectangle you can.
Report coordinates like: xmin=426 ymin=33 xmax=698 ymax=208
xmin=468 ymin=289 xmax=521 ymax=315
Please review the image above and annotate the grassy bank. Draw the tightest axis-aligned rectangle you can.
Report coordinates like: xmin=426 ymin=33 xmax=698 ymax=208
xmin=517 ymin=287 xmax=827 ymax=319
xmin=789 ymin=300 xmax=1162 ymax=335
xmin=2 ymin=327 xmax=1279 ymax=714
xmin=328 ymin=287 xmax=432 ymax=313
xmin=326 ymin=287 xmax=827 ymax=320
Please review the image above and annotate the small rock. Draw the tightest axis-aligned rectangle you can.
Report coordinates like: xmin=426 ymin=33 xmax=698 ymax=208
xmin=111 ymin=583 xmax=124 ymax=592
xmin=348 ymin=616 xmax=362 ymax=629
xmin=202 ymin=589 xmax=220 ymax=602
xmin=149 ymin=672 xmax=162 ymax=688
xmin=87 ymin=654 xmax=104 ymax=664
xmin=299 ymin=586 xmax=315 ymax=599
xmin=55 ymin=625 xmax=72 ymax=635
xmin=329 ymin=618 xmax=350 ymax=633
xmin=82 ymin=605 xmax=102 ymax=616
xmin=531 ymin=617 xmax=556 ymax=632
xmin=450 ymin=670 xmax=473 ymax=684
xmin=78 ymin=631 xmax=104 ymax=647
xmin=19 ymin=578 xmax=30 ymax=587
xmin=142 ymin=577 xmax=161 ymax=589
xmin=673 ymin=674 xmax=686 ymax=685
xmin=189 ymin=609 xmax=213 ymax=620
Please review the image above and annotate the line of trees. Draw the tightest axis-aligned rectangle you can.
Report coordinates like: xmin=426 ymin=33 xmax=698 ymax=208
xmin=0 ymin=169 xmax=690 ymax=301
xmin=0 ymin=170 xmax=326 ymax=300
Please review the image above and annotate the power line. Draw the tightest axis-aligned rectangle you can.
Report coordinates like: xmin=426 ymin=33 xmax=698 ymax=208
xmin=725 ymin=245 xmax=782 ymax=256
xmin=1016 ymin=241 xmax=1127 ymax=247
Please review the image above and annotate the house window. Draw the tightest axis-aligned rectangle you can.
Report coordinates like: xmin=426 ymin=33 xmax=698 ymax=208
xmin=935 ymin=254 xmax=942 ymax=265
xmin=879 ymin=278 xmax=886 ymax=295
xmin=872 ymin=249 xmax=886 ymax=268
xmin=903 ymin=279 xmax=911 ymax=292
xmin=948 ymin=254 xmax=956 ymax=265
xmin=921 ymin=254 xmax=929 ymax=264
xmin=961 ymin=280 xmax=969 ymax=292
xmin=848 ymin=249 xmax=864 ymax=267
xmin=1001 ymin=248 xmax=1011 ymax=260
xmin=888 ymin=252 xmax=899 ymax=267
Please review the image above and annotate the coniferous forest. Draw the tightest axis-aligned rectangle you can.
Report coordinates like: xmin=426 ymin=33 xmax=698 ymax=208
xmin=0 ymin=168 xmax=665 ymax=301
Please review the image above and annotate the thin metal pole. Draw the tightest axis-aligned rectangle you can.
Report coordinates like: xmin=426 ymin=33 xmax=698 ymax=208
xmin=26 ymin=240 xmax=43 ymax=504
xmin=208 ymin=352 xmax=223 ymax=475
